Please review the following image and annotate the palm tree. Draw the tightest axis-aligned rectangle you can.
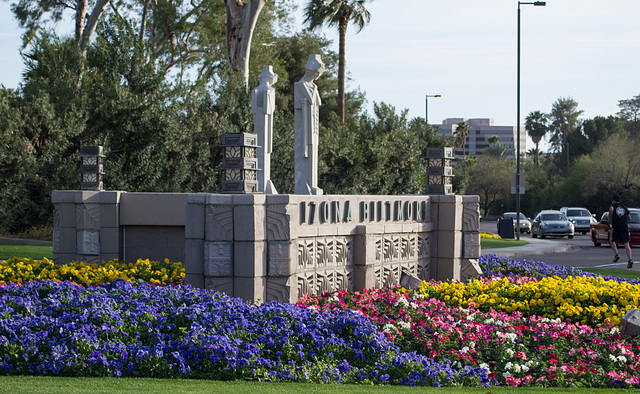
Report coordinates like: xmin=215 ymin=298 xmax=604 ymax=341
xmin=525 ymin=110 xmax=549 ymax=168
xmin=454 ymin=121 xmax=470 ymax=158
xmin=304 ymin=0 xmax=372 ymax=124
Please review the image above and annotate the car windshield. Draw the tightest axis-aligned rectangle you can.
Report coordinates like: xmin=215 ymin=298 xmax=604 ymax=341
xmin=541 ymin=213 xmax=564 ymax=221
xmin=504 ymin=213 xmax=527 ymax=220
xmin=566 ymin=209 xmax=590 ymax=217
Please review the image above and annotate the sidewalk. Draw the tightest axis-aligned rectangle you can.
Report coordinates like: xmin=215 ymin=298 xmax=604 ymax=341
xmin=0 ymin=237 xmax=53 ymax=247
xmin=482 ymin=237 xmax=574 ymax=259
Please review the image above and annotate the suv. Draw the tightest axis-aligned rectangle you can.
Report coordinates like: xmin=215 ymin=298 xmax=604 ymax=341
xmin=559 ymin=207 xmax=597 ymax=235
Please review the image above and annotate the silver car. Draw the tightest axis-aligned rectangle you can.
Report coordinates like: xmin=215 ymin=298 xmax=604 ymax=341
xmin=532 ymin=210 xmax=574 ymax=239
xmin=560 ymin=207 xmax=597 ymax=235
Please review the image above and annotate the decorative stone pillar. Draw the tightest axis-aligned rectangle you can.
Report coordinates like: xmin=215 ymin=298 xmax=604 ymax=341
xmin=425 ymin=147 xmax=454 ymax=195
xmin=79 ymin=146 xmax=104 ymax=191
xmin=220 ymin=133 xmax=259 ymax=193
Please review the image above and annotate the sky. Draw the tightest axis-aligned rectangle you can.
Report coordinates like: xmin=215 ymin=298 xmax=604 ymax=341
xmin=2 ymin=0 xmax=640 ymax=152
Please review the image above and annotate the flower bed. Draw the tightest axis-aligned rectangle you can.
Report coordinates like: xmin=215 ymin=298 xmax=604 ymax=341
xmin=0 ymin=257 xmax=184 ymax=286
xmin=0 ymin=280 xmax=489 ymax=387
xmin=1 ymin=255 xmax=640 ymax=388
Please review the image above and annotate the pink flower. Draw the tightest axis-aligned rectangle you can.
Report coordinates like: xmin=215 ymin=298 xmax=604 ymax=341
xmin=515 ymin=351 xmax=527 ymax=360
xmin=505 ymin=376 xmax=521 ymax=387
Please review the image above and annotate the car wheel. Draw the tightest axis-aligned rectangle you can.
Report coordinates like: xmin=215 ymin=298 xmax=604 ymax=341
xmin=527 ymin=231 xmax=531 ymax=234
xmin=532 ymin=232 xmax=537 ymax=238
xmin=540 ymin=232 xmax=545 ymax=239
xmin=591 ymin=232 xmax=601 ymax=247
xmin=568 ymin=235 xmax=574 ymax=239
xmin=582 ymin=231 xmax=587 ymax=235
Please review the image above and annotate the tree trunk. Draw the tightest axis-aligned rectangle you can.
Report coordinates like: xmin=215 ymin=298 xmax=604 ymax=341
xmin=225 ymin=0 xmax=267 ymax=86
xmin=75 ymin=0 xmax=88 ymax=42
xmin=78 ymin=0 xmax=111 ymax=56
xmin=337 ymin=10 xmax=348 ymax=124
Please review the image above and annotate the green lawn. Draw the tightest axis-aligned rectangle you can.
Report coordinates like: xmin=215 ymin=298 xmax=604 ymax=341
xmin=580 ymin=267 xmax=640 ymax=279
xmin=0 ymin=245 xmax=53 ymax=260
xmin=0 ymin=376 xmax=621 ymax=393
xmin=481 ymin=238 xmax=529 ymax=249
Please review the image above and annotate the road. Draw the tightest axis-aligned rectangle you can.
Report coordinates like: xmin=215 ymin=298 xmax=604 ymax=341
xmin=480 ymin=220 xmax=637 ymax=270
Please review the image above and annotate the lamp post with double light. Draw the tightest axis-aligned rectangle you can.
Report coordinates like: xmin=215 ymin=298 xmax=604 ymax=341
xmin=516 ymin=1 xmax=545 ymax=240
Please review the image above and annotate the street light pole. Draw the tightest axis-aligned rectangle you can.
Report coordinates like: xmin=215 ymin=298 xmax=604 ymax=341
xmin=425 ymin=94 xmax=442 ymax=128
xmin=516 ymin=1 xmax=545 ymax=241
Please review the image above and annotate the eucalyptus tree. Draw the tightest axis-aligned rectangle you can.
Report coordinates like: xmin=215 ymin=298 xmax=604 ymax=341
xmin=304 ymin=0 xmax=373 ymax=123
xmin=617 ymin=93 xmax=640 ymax=135
xmin=525 ymin=110 xmax=548 ymax=168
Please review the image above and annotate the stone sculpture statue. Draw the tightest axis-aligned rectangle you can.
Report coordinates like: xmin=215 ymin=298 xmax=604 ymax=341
xmin=252 ymin=65 xmax=278 ymax=194
xmin=294 ymin=54 xmax=325 ymax=195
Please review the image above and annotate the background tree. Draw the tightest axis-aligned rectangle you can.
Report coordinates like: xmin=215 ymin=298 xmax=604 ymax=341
xmin=548 ymin=97 xmax=583 ymax=176
xmin=466 ymin=155 xmax=512 ymax=216
xmin=525 ymin=110 xmax=548 ymax=168
xmin=225 ymin=0 xmax=268 ymax=85
xmin=617 ymin=93 xmax=640 ymax=135
xmin=304 ymin=0 xmax=372 ymax=124
xmin=453 ymin=120 xmax=469 ymax=158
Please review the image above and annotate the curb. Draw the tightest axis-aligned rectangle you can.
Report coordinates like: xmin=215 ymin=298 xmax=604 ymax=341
xmin=482 ymin=242 xmax=575 ymax=259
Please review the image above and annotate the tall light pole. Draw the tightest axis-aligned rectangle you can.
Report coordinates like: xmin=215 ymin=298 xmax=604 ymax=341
xmin=425 ymin=94 xmax=442 ymax=128
xmin=516 ymin=1 xmax=545 ymax=240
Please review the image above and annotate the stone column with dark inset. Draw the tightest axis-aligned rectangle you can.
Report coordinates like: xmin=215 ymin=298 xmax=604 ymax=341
xmin=294 ymin=55 xmax=325 ymax=195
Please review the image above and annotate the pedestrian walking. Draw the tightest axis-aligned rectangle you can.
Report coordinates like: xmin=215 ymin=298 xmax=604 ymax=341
xmin=609 ymin=194 xmax=633 ymax=268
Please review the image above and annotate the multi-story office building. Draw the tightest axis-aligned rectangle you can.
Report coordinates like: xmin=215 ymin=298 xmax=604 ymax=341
xmin=437 ymin=118 xmax=526 ymax=160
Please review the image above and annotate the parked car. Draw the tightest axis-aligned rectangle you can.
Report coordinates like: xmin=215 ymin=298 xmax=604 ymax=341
xmin=589 ymin=208 xmax=640 ymax=247
xmin=497 ymin=212 xmax=531 ymax=234
xmin=531 ymin=210 xmax=574 ymax=239
xmin=559 ymin=207 xmax=597 ymax=235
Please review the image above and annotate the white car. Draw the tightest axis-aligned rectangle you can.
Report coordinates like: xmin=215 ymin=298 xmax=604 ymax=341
xmin=497 ymin=212 xmax=531 ymax=234
xmin=559 ymin=207 xmax=597 ymax=235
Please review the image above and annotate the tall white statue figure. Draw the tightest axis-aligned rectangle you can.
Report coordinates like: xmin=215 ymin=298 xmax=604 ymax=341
xmin=294 ymin=54 xmax=325 ymax=195
xmin=252 ymin=65 xmax=278 ymax=194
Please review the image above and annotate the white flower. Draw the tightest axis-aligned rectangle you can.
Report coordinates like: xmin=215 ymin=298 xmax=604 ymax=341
xmin=610 ymin=327 xmax=620 ymax=335
xmin=460 ymin=346 xmax=470 ymax=354
xmin=383 ymin=324 xmax=395 ymax=332
xmin=505 ymin=348 xmax=515 ymax=357
xmin=479 ymin=363 xmax=490 ymax=370
xmin=609 ymin=354 xmax=617 ymax=362
xmin=398 ymin=321 xmax=411 ymax=330
xmin=397 ymin=297 xmax=409 ymax=306
xmin=468 ymin=341 xmax=476 ymax=349
xmin=505 ymin=362 xmax=514 ymax=370
xmin=503 ymin=371 xmax=512 ymax=378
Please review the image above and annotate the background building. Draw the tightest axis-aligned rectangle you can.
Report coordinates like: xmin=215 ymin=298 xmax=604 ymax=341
xmin=438 ymin=118 xmax=526 ymax=160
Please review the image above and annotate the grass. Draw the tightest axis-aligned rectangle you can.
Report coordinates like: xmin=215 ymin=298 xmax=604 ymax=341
xmin=481 ymin=238 xmax=529 ymax=249
xmin=0 ymin=376 xmax=624 ymax=393
xmin=580 ymin=267 xmax=640 ymax=279
xmin=0 ymin=245 xmax=54 ymax=260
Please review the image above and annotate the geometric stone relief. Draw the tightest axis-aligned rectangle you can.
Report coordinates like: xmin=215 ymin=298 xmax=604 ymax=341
xmin=76 ymin=203 xmax=101 ymax=229
xmin=297 ymin=239 xmax=315 ymax=270
xmin=76 ymin=229 xmax=100 ymax=255
xmin=206 ymin=205 xmax=233 ymax=240
xmin=375 ymin=263 xmax=401 ymax=289
xmin=460 ymin=258 xmax=482 ymax=282
xmin=462 ymin=202 xmax=480 ymax=232
xmin=418 ymin=233 xmax=431 ymax=259
xmin=417 ymin=259 xmax=431 ymax=281
xmin=266 ymin=276 xmax=291 ymax=303
xmin=316 ymin=239 xmax=333 ymax=268
xmin=205 ymin=277 xmax=233 ymax=296
xmin=204 ymin=241 xmax=233 ymax=276
xmin=266 ymin=204 xmax=290 ymax=240
xmin=294 ymin=265 xmax=353 ymax=299
xmin=268 ymin=241 xmax=291 ymax=276
xmin=463 ymin=231 xmax=481 ymax=259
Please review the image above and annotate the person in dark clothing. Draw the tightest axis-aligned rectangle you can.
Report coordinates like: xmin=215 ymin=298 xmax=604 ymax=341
xmin=609 ymin=194 xmax=633 ymax=268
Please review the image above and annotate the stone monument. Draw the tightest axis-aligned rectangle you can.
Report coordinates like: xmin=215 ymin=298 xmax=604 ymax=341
xmin=252 ymin=65 xmax=278 ymax=194
xmin=294 ymin=54 xmax=325 ymax=195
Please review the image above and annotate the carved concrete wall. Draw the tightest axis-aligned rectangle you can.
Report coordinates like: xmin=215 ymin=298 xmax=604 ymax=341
xmin=53 ymin=191 xmax=481 ymax=304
